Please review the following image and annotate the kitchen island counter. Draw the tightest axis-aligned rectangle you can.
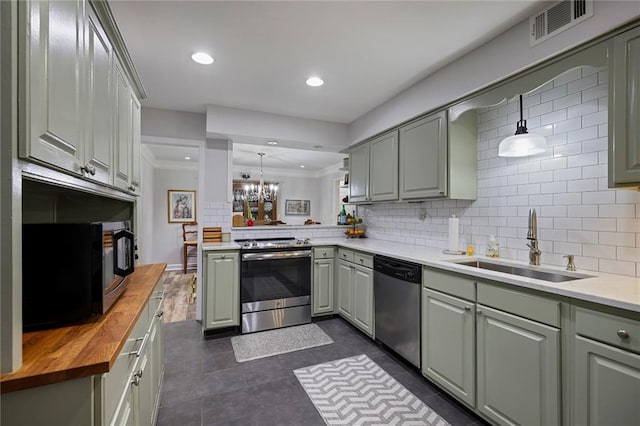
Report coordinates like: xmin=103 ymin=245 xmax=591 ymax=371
xmin=0 ymin=263 xmax=167 ymax=393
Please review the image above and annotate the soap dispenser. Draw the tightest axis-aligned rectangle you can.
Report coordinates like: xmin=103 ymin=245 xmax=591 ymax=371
xmin=486 ymin=235 xmax=500 ymax=258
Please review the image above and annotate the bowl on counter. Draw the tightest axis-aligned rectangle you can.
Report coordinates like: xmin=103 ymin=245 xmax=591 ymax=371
xmin=345 ymin=224 xmax=366 ymax=238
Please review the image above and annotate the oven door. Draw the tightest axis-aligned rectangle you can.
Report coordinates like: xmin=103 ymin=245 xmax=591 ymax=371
xmin=240 ymin=250 xmax=311 ymax=313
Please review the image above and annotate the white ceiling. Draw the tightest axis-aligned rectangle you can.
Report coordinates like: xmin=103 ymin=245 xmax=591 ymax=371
xmin=111 ymin=0 xmax=545 ymax=168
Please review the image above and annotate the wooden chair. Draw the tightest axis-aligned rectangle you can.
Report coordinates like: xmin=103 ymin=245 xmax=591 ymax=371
xmin=182 ymin=222 xmax=198 ymax=273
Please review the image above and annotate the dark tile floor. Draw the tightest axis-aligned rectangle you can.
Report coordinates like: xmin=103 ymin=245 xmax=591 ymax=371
xmin=158 ymin=317 xmax=485 ymax=426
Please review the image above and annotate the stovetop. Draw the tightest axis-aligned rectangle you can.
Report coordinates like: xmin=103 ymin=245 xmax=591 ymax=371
xmin=235 ymin=237 xmax=311 ymax=250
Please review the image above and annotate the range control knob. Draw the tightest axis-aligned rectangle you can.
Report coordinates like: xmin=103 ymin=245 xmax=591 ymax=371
xmin=406 ymin=270 xmax=415 ymax=281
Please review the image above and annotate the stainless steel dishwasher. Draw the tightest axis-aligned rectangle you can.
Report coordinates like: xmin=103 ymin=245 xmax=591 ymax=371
xmin=374 ymin=255 xmax=421 ymax=368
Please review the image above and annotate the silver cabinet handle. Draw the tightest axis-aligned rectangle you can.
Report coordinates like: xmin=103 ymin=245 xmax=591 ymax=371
xmin=617 ymin=329 xmax=630 ymax=339
xmin=152 ymin=291 xmax=165 ymax=300
xmin=128 ymin=185 xmax=136 ymax=192
xmin=132 ymin=373 xmax=140 ymax=386
xmin=81 ymin=164 xmax=96 ymax=176
xmin=322 ymin=251 xmax=327 ymax=256
xmin=315 ymin=260 xmax=319 ymax=264
xmin=157 ymin=311 xmax=164 ymax=319
xmin=464 ymin=306 xmax=471 ymax=311
xmin=477 ymin=310 xmax=483 ymax=316
xmin=221 ymin=254 xmax=226 ymax=258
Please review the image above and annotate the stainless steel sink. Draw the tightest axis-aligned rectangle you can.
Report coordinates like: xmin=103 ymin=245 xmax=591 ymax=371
xmin=451 ymin=259 xmax=594 ymax=283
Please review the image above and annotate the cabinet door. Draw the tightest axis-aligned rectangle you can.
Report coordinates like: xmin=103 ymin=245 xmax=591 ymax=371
xmin=21 ymin=0 xmax=85 ymax=174
xmin=113 ymin=58 xmax=132 ymax=191
xmin=204 ymin=252 xmax=239 ymax=329
xmin=575 ymin=335 xmax=640 ymax=426
xmin=349 ymin=143 xmax=370 ymax=203
xmin=84 ymin=8 xmax=113 ymax=185
xmin=148 ymin=292 xmax=164 ymax=423
xmin=477 ymin=305 xmax=560 ymax=426
xmin=130 ymin=94 xmax=141 ymax=190
xmin=352 ymin=265 xmax=374 ymax=337
xmin=337 ymin=260 xmax=353 ymax=319
xmin=422 ymin=288 xmax=475 ymax=407
xmin=313 ymin=258 xmax=334 ymax=315
xmin=134 ymin=339 xmax=153 ymax=426
xmin=609 ymin=26 xmax=640 ymax=187
xmin=369 ymin=130 xmax=399 ymax=202
xmin=399 ymin=111 xmax=447 ymax=199
xmin=111 ymin=381 xmax=135 ymax=426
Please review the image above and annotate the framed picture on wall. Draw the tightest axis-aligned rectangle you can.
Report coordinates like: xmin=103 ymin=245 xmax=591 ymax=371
xmin=285 ymin=199 xmax=310 ymax=216
xmin=168 ymin=190 xmax=196 ymax=223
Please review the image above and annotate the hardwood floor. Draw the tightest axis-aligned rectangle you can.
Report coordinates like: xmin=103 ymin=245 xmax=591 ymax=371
xmin=161 ymin=271 xmax=197 ymax=323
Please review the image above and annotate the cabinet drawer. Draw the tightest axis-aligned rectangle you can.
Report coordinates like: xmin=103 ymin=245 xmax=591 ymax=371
xmin=575 ymin=307 xmax=640 ymax=353
xmin=353 ymin=252 xmax=373 ymax=269
xmin=314 ymin=247 xmax=335 ymax=259
xmin=423 ymin=267 xmax=475 ymax=301
xmin=477 ymin=282 xmax=560 ymax=327
xmin=338 ymin=248 xmax=354 ymax=263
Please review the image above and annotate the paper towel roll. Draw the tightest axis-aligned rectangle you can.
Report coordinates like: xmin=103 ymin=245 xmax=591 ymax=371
xmin=448 ymin=216 xmax=459 ymax=252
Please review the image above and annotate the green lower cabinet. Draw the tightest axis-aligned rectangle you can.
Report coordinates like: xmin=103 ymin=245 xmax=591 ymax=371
xmin=421 ymin=288 xmax=475 ymax=407
xmin=476 ymin=305 xmax=560 ymax=426
xmin=337 ymin=260 xmax=354 ymax=319
xmin=312 ymin=257 xmax=334 ymax=315
xmin=203 ymin=251 xmax=239 ymax=330
xmin=352 ymin=264 xmax=374 ymax=337
xmin=337 ymin=258 xmax=374 ymax=338
xmin=574 ymin=335 xmax=640 ymax=425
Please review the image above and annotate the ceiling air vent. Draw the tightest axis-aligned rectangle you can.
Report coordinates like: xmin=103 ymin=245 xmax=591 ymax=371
xmin=530 ymin=0 xmax=593 ymax=46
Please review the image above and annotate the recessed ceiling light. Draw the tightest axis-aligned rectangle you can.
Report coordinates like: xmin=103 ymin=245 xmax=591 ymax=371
xmin=267 ymin=140 xmax=278 ymax=145
xmin=306 ymin=76 xmax=324 ymax=87
xmin=184 ymin=156 xmax=191 ymax=160
xmin=300 ymin=165 xmax=305 ymax=168
xmin=192 ymin=52 xmax=214 ymax=65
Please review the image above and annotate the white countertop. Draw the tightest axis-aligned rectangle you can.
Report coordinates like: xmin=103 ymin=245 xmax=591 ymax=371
xmin=203 ymin=237 xmax=640 ymax=314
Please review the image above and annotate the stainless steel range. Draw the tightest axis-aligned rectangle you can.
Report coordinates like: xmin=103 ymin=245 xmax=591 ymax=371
xmin=237 ymin=237 xmax=312 ymax=333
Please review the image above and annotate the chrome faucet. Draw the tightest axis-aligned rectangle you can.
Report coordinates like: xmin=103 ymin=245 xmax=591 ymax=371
xmin=526 ymin=208 xmax=541 ymax=266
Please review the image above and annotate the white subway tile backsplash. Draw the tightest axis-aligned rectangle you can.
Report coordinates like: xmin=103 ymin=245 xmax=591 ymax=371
xmin=567 ymin=179 xmax=598 ymax=192
xmin=582 ymin=137 xmax=607 ymax=153
xmin=553 ymin=117 xmax=582 ymax=134
xmin=617 ymin=218 xmax=640 ymax=233
xmin=541 ymin=157 xmax=567 ymax=171
xmin=541 ymin=181 xmax=567 ymax=194
xmin=582 ymin=110 xmax=608 ymax=128
xmin=600 ymin=231 xmax=636 ymax=247
xmin=553 ymin=193 xmax=582 ymax=205
xmin=568 ymin=152 xmax=599 ymax=168
xmin=554 ymin=92 xmax=582 ymax=111
xmin=583 ymin=218 xmax=617 ymax=232
xmin=554 ymin=68 xmax=582 ymax=86
xmin=553 ymin=167 xmax=582 ymax=181
xmin=599 ymin=259 xmax=637 ymax=277
xmin=568 ymin=73 xmax=597 ymax=94
xmin=541 ymin=85 xmax=568 ymax=103
xmin=568 ymin=126 xmax=599 ymax=144
xmin=599 ymin=204 xmax=636 ymax=218
xmin=584 ymin=244 xmax=616 ymax=259
xmin=568 ymin=204 xmax=599 ymax=217
xmin=582 ymin=191 xmax=616 ymax=205
xmin=567 ymin=230 xmax=597 ymax=244
xmin=567 ymin=100 xmax=598 ymax=119
xmin=582 ymin=84 xmax=608 ymax=102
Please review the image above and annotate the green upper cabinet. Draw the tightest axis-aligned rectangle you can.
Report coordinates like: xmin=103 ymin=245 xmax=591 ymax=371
xmin=348 ymin=108 xmax=476 ymax=203
xmin=20 ymin=0 xmax=85 ymax=174
xmin=609 ymin=25 xmax=640 ymax=187
xmin=85 ymin=6 xmax=113 ymax=185
xmin=349 ymin=143 xmax=370 ymax=203
xmin=203 ymin=251 xmax=239 ymax=330
xmin=369 ymin=130 xmax=399 ymax=202
xmin=18 ymin=0 xmax=144 ymax=193
xmin=312 ymin=247 xmax=335 ymax=316
xmin=399 ymin=112 xmax=447 ymax=199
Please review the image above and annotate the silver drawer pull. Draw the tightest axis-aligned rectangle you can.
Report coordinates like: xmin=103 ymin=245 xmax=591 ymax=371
xmin=157 ymin=311 xmax=164 ymax=319
xmin=617 ymin=329 xmax=630 ymax=339
xmin=152 ymin=290 xmax=165 ymax=300
xmin=477 ymin=310 xmax=482 ymax=316
xmin=464 ymin=306 xmax=471 ymax=311
xmin=124 ymin=333 xmax=149 ymax=357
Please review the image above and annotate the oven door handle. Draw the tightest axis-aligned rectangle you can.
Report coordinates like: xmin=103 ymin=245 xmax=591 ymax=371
xmin=242 ymin=250 xmax=311 ymax=261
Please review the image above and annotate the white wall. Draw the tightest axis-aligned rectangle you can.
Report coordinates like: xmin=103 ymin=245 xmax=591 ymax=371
xmin=151 ymin=168 xmax=198 ymax=270
xmin=206 ymin=104 xmax=349 ymax=149
xmin=142 ymin=107 xmax=206 ymax=141
xmin=349 ymin=1 xmax=640 ymax=144
xmin=363 ymin=67 xmax=640 ymax=277
xmin=137 ymin=147 xmax=155 ymax=264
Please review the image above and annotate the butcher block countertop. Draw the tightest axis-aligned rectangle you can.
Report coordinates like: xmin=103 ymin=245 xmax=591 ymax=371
xmin=0 ymin=263 xmax=166 ymax=394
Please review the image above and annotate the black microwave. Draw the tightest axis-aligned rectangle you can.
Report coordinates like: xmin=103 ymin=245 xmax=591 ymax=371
xmin=22 ymin=221 xmax=135 ymax=331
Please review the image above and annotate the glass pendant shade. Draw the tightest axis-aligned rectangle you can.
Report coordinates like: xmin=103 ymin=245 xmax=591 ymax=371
xmin=244 ymin=153 xmax=278 ymax=202
xmin=498 ymin=95 xmax=548 ymax=157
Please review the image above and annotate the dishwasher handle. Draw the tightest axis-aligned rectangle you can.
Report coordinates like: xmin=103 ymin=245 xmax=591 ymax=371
xmin=374 ymin=255 xmax=421 ymax=284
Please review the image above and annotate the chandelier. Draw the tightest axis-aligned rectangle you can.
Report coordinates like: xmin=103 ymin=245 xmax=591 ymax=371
xmin=244 ymin=152 xmax=278 ymax=202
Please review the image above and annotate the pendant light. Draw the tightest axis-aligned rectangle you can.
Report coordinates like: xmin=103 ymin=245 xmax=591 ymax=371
xmin=498 ymin=94 xmax=548 ymax=157
xmin=244 ymin=153 xmax=278 ymax=202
